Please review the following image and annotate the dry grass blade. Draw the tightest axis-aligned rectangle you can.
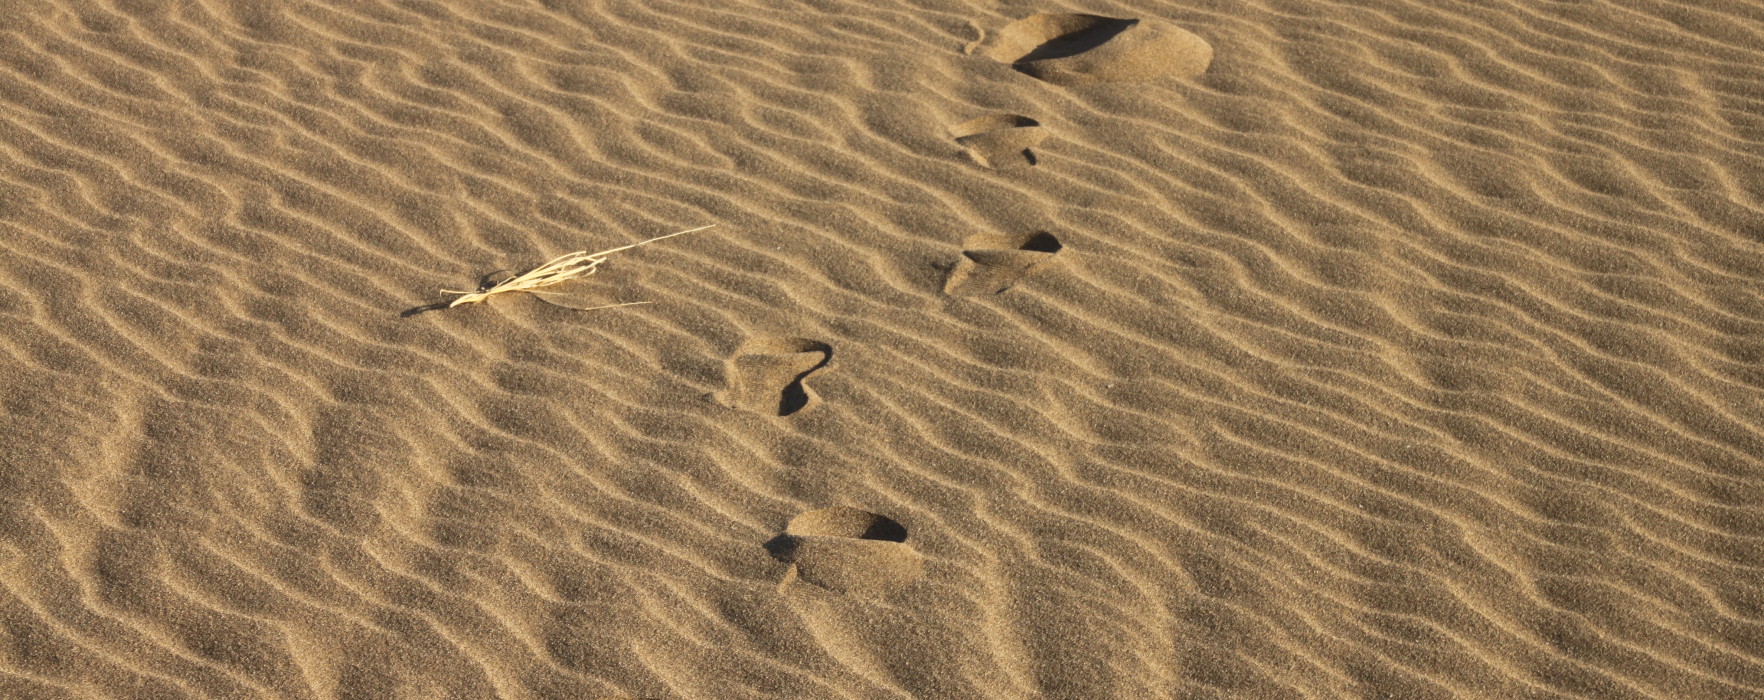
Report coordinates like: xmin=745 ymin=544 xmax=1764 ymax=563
xmin=444 ymin=224 xmax=716 ymax=308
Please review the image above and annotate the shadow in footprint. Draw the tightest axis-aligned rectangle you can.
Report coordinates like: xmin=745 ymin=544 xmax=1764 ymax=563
xmin=982 ymin=13 xmax=1213 ymax=86
xmin=943 ymin=232 xmax=1064 ymax=296
xmin=765 ymin=507 xmax=922 ymax=595
xmin=950 ymin=114 xmax=1046 ymax=169
xmin=712 ymin=337 xmax=832 ymax=417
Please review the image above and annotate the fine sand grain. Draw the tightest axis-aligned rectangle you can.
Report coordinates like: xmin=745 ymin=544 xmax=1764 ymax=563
xmin=2 ymin=0 xmax=1763 ymax=698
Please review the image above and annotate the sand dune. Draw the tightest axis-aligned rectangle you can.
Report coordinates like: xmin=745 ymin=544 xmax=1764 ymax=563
xmin=2 ymin=0 xmax=1762 ymax=697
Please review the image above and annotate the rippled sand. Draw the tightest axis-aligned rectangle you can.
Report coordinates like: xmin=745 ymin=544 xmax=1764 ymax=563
xmin=2 ymin=0 xmax=1762 ymax=698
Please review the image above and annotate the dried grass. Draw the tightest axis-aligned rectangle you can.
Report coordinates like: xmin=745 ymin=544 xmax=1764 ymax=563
xmin=445 ymin=224 xmax=715 ymax=309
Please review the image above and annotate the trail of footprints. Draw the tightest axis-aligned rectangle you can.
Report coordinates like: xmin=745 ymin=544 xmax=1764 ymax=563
xmin=21 ymin=1 xmax=1759 ymax=696
xmin=411 ymin=9 xmax=1209 ymax=597
xmin=695 ymin=12 xmax=1211 ymax=595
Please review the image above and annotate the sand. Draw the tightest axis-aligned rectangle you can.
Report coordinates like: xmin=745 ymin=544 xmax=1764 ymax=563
xmin=1 ymin=0 xmax=1762 ymax=698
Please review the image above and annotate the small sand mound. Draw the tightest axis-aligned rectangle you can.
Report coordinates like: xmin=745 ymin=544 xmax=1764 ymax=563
xmin=983 ymin=13 xmax=1213 ymax=85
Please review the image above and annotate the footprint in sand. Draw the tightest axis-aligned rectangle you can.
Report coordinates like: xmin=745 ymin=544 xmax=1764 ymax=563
xmin=711 ymin=336 xmax=832 ymax=417
xmin=950 ymin=114 xmax=1046 ymax=169
xmin=765 ymin=507 xmax=923 ymax=595
xmin=943 ymin=231 xmax=1064 ymax=296
xmin=979 ymin=13 xmax=1213 ymax=86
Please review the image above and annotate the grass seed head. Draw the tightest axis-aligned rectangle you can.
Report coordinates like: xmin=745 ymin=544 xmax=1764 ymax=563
xmin=445 ymin=224 xmax=715 ymax=308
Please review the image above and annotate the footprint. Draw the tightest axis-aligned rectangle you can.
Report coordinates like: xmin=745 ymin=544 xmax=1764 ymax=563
xmin=950 ymin=114 xmax=1046 ymax=169
xmin=711 ymin=336 xmax=832 ymax=417
xmin=765 ymin=507 xmax=923 ymax=595
xmin=980 ymin=13 xmax=1213 ymax=86
xmin=943 ymin=232 xmax=1064 ymax=296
